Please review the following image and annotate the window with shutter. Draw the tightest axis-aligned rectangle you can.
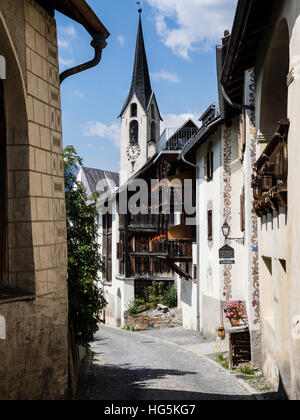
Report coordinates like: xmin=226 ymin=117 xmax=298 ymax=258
xmin=238 ymin=112 xmax=246 ymax=161
xmin=207 ymin=210 xmax=213 ymax=241
xmin=209 ymin=151 xmax=214 ymax=180
xmin=240 ymin=187 xmax=245 ymax=233
xmin=204 ymin=150 xmax=213 ymax=181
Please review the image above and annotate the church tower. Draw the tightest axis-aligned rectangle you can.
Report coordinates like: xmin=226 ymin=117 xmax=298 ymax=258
xmin=119 ymin=9 xmax=162 ymax=186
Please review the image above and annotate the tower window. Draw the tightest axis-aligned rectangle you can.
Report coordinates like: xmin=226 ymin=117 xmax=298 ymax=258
xmin=151 ymin=121 xmax=156 ymax=142
xmin=129 ymin=120 xmax=139 ymax=145
xmin=151 ymin=104 xmax=155 ymax=120
xmin=131 ymin=103 xmax=137 ymax=118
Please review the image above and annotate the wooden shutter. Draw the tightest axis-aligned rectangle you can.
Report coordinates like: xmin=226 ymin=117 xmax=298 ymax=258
xmin=204 ymin=153 xmax=208 ymax=180
xmin=240 ymin=187 xmax=245 ymax=233
xmin=207 ymin=210 xmax=213 ymax=241
xmin=238 ymin=112 xmax=246 ymax=161
xmin=180 ymin=212 xmax=185 ymax=225
xmin=205 ymin=151 xmax=213 ymax=181
xmin=209 ymin=151 xmax=214 ymax=180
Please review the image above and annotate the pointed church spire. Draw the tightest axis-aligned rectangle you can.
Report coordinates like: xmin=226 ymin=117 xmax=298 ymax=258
xmin=119 ymin=10 xmax=153 ymax=117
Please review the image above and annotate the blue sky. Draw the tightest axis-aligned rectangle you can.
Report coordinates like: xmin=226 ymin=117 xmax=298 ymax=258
xmin=56 ymin=0 xmax=237 ymax=173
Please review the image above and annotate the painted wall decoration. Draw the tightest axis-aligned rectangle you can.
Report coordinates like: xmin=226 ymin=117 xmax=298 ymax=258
xmin=246 ymin=69 xmax=260 ymax=325
xmin=223 ymin=127 xmax=233 ymax=301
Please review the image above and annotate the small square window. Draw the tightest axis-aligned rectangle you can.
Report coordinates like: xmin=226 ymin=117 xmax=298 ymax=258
xmin=207 ymin=210 xmax=213 ymax=241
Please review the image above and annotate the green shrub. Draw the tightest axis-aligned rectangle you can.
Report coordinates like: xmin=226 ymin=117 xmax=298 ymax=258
xmin=64 ymin=146 xmax=107 ymax=348
xmin=162 ymin=284 xmax=177 ymax=308
xmin=126 ymin=298 xmax=148 ymax=316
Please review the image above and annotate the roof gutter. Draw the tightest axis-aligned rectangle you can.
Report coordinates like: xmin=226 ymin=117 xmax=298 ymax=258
xmin=53 ymin=0 xmax=109 ymax=84
xmin=60 ymin=34 xmax=107 ymax=84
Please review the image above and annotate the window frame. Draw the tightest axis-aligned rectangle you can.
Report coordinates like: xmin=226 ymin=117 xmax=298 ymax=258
xmin=207 ymin=209 xmax=213 ymax=241
xmin=129 ymin=120 xmax=139 ymax=145
xmin=131 ymin=103 xmax=137 ymax=118
xmin=204 ymin=150 xmax=214 ymax=182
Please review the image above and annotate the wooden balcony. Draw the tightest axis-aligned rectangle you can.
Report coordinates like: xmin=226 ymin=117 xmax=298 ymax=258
xmin=151 ymin=238 xmax=193 ymax=262
xmin=127 ymin=254 xmax=172 ymax=279
xmin=127 ymin=213 xmax=159 ymax=232
xmin=252 ymin=119 xmax=289 ymax=217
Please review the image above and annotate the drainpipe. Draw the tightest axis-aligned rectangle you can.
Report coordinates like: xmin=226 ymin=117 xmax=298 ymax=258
xmin=60 ymin=34 xmax=107 ymax=84
xmin=180 ymin=155 xmax=201 ymax=332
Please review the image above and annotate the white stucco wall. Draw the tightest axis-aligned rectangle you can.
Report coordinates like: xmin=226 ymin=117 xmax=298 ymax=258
xmin=196 ymin=128 xmax=223 ymax=337
xmin=253 ymin=0 xmax=300 ymax=398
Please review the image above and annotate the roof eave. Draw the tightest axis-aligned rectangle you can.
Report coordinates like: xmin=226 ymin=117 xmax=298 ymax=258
xmin=220 ymin=0 xmax=252 ymax=85
xmin=180 ymin=116 xmax=223 ymax=160
xmin=39 ymin=0 xmax=110 ymax=39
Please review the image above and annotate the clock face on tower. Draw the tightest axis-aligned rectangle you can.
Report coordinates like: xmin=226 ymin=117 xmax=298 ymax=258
xmin=126 ymin=143 xmax=141 ymax=163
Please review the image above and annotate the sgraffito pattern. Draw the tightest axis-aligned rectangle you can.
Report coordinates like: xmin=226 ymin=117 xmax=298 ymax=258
xmin=223 ymin=128 xmax=233 ymax=300
xmin=247 ymin=69 xmax=260 ymax=324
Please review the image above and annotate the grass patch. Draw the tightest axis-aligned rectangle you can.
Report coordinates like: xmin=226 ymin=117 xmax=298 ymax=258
xmin=239 ymin=366 xmax=255 ymax=376
xmin=216 ymin=352 xmax=229 ymax=370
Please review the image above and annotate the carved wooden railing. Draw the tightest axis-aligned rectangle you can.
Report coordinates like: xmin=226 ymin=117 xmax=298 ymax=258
xmin=151 ymin=238 xmax=193 ymax=260
xmin=127 ymin=254 xmax=172 ymax=278
xmin=128 ymin=213 xmax=159 ymax=229
xmin=252 ymin=119 xmax=289 ymax=217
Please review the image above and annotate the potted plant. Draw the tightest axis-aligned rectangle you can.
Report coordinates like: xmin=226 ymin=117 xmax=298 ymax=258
xmin=225 ymin=301 xmax=248 ymax=327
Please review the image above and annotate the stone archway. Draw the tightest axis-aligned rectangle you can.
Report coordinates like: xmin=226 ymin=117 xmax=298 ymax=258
xmin=259 ymin=19 xmax=289 ymax=140
xmin=0 ymin=11 xmax=34 ymax=291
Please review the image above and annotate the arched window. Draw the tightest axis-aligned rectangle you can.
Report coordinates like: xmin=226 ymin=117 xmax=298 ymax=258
xmin=0 ymin=79 xmax=7 ymax=287
xmin=131 ymin=103 xmax=137 ymax=118
xmin=129 ymin=120 xmax=139 ymax=144
xmin=151 ymin=121 xmax=156 ymax=142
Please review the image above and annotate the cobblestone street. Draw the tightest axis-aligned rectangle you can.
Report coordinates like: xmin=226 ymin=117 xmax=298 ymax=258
xmin=77 ymin=326 xmax=261 ymax=400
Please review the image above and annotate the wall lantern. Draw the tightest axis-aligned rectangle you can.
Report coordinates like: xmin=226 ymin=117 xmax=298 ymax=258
xmin=221 ymin=221 xmax=230 ymax=239
xmin=221 ymin=221 xmax=244 ymax=245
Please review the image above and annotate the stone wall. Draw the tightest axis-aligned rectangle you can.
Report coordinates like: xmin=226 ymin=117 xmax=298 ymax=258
xmin=125 ymin=308 xmax=183 ymax=331
xmin=0 ymin=0 xmax=68 ymax=400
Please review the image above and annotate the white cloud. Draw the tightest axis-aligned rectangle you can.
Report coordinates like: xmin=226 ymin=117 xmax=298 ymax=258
xmin=72 ymin=90 xmax=84 ymax=98
xmin=59 ymin=24 xmax=77 ymax=39
xmin=151 ymin=70 xmax=182 ymax=83
xmin=161 ymin=112 xmax=200 ymax=132
xmin=145 ymin=0 xmax=237 ymax=60
xmin=83 ymin=121 xmax=121 ymax=148
xmin=59 ymin=57 xmax=74 ymax=67
xmin=57 ymin=24 xmax=77 ymax=69
xmin=117 ymin=35 xmax=126 ymax=47
xmin=58 ymin=39 xmax=70 ymax=49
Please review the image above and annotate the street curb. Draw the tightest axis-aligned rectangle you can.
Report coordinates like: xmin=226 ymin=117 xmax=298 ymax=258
xmin=116 ymin=327 xmax=264 ymax=400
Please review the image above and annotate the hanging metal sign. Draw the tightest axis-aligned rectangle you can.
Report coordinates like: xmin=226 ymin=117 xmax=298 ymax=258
xmin=219 ymin=244 xmax=235 ymax=260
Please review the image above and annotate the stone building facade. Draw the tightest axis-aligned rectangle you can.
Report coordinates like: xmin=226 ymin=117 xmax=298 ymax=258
xmin=0 ymin=0 xmax=109 ymax=400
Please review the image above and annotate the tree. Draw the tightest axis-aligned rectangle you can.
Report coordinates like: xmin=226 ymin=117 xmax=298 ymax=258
xmin=64 ymin=145 xmax=107 ymax=347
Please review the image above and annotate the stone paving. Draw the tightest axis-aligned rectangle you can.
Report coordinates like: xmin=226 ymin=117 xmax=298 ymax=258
xmin=77 ymin=325 xmax=261 ymax=400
